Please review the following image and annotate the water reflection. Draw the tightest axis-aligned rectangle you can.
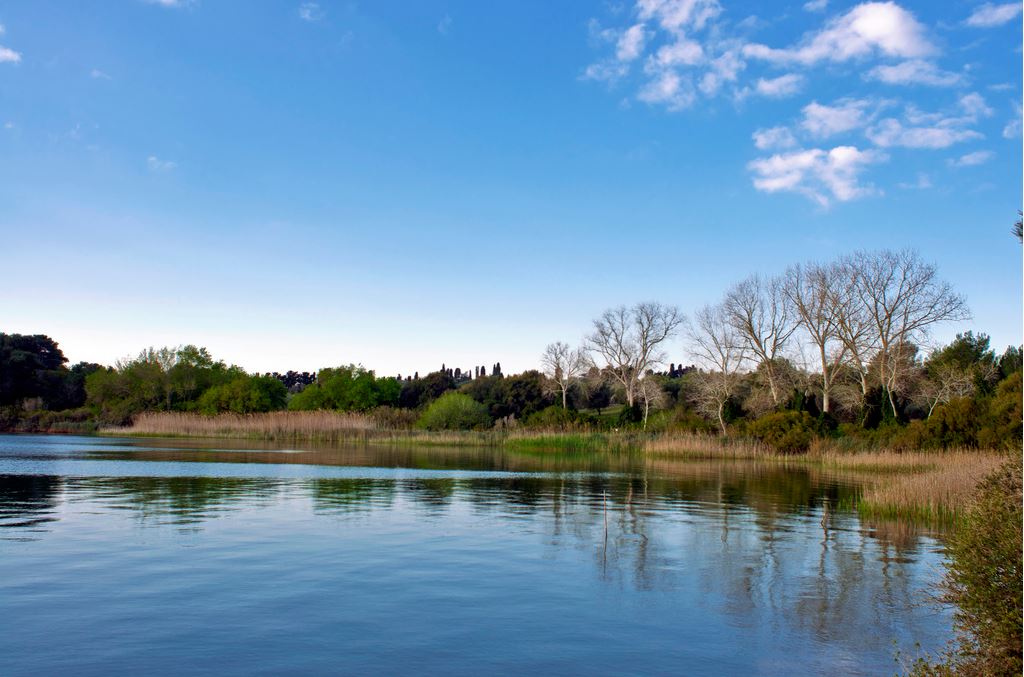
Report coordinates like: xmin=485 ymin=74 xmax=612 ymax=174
xmin=0 ymin=434 xmax=951 ymax=676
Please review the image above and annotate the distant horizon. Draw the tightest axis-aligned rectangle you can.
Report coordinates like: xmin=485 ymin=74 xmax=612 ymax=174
xmin=2 ymin=1 xmax=1021 ymax=375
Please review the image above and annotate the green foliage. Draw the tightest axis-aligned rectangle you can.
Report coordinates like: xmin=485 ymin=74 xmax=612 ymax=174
xmin=197 ymin=375 xmax=287 ymax=414
xmin=84 ymin=345 xmax=238 ymax=424
xmin=417 ymin=392 xmax=491 ymax=431
xmin=288 ymin=365 xmax=399 ymax=412
xmin=460 ymin=371 xmax=553 ymax=421
xmin=0 ymin=333 xmax=68 ymax=407
xmin=747 ymin=411 xmax=818 ymax=453
xmin=978 ymin=373 xmax=1023 ymax=449
xmin=921 ymin=457 xmax=1023 ymax=676
xmin=523 ymin=405 xmax=597 ymax=430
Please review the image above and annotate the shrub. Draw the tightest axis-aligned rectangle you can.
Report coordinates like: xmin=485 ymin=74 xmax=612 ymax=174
xmin=369 ymin=405 xmax=418 ymax=430
xmin=416 ymin=392 xmax=491 ymax=431
xmin=978 ymin=373 xmax=1023 ymax=449
xmin=918 ymin=457 xmax=1023 ymax=676
xmin=523 ymin=406 xmax=592 ymax=430
xmin=197 ymin=375 xmax=288 ymax=414
xmin=746 ymin=410 xmax=817 ymax=453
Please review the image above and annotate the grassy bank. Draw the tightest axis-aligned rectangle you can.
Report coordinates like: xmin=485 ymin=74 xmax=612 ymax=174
xmin=104 ymin=411 xmax=1013 ymax=525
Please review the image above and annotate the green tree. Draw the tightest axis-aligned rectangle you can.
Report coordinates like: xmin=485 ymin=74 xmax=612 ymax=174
xmin=197 ymin=375 xmax=287 ymax=414
xmin=417 ymin=392 xmax=491 ymax=431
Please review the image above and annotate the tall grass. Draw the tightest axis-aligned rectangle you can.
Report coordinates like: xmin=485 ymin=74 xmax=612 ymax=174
xmin=854 ymin=452 xmax=1007 ymax=524
xmin=110 ymin=411 xmax=378 ymax=441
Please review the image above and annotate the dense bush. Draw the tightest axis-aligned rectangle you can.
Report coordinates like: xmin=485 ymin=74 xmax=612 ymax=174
xmin=747 ymin=411 xmax=818 ymax=453
xmin=523 ymin=406 xmax=597 ymax=430
xmin=197 ymin=375 xmax=288 ymax=414
xmin=417 ymin=392 xmax=491 ymax=431
xmin=369 ymin=405 xmax=419 ymax=430
xmin=915 ymin=457 xmax=1022 ymax=676
xmin=288 ymin=366 xmax=399 ymax=412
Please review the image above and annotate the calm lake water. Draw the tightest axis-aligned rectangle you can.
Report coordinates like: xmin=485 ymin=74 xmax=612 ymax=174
xmin=0 ymin=434 xmax=953 ymax=676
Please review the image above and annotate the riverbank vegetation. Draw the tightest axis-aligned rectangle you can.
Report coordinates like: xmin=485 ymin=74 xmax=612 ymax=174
xmin=2 ymin=249 xmax=1020 ymax=460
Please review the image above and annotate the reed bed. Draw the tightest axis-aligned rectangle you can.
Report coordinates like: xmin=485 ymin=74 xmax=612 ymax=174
xmin=109 ymin=411 xmax=378 ymax=441
xmin=644 ymin=433 xmax=771 ymax=458
xmin=855 ymin=452 xmax=1007 ymax=524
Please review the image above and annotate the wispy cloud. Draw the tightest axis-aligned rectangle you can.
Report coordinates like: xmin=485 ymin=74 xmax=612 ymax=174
xmin=1003 ymin=100 xmax=1022 ymax=138
xmin=965 ymin=2 xmax=1022 ymax=27
xmin=947 ymin=150 xmax=994 ymax=167
xmin=298 ymin=2 xmax=324 ymax=22
xmin=752 ymin=126 xmax=797 ymax=150
xmin=748 ymin=145 xmax=885 ymax=207
xmin=743 ymin=2 xmax=933 ymax=65
xmin=753 ymin=73 xmax=805 ymax=98
xmin=897 ymin=172 xmax=932 ymax=189
xmin=145 ymin=0 xmax=195 ymax=8
xmin=801 ymin=98 xmax=876 ymax=138
xmin=90 ymin=69 xmax=112 ymax=80
xmin=865 ymin=60 xmax=962 ymax=87
xmin=147 ymin=156 xmax=177 ymax=172
xmin=437 ymin=14 xmax=453 ymax=35
xmin=803 ymin=0 xmax=828 ymax=11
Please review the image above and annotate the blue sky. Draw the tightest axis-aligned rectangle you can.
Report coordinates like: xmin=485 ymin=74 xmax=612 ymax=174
xmin=1 ymin=0 xmax=1021 ymax=376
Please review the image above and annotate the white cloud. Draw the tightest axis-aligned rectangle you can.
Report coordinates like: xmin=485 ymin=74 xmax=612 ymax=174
xmin=650 ymin=38 xmax=704 ymax=67
xmin=959 ymin=91 xmax=993 ymax=118
xmin=0 ymin=23 xmax=5 ymax=35
xmin=755 ymin=73 xmax=805 ymax=98
xmin=866 ymin=59 xmax=962 ymax=87
xmin=897 ymin=172 xmax=932 ymax=189
xmin=636 ymin=0 xmax=722 ymax=33
xmin=948 ymin=150 xmax=994 ymax=167
xmin=582 ymin=60 xmax=630 ymax=82
xmin=147 ymin=156 xmax=177 ymax=172
xmin=697 ymin=48 xmax=744 ymax=95
xmin=1003 ymin=101 xmax=1022 ymax=138
xmin=90 ymin=69 xmax=112 ymax=80
xmin=866 ymin=118 xmax=983 ymax=148
xmin=145 ymin=0 xmax=194 ymax=7
xmin=298 ymin=2 xmax=324 ymax=22
xmin=617 ymin=24 xmax=647 ymax=61
xmin=637 ymin=70 xmax=696 ymax=110
xmin=801 ymin=98 xmax=873 ymax=137
xmin=0 ymin=45 xmax=21 ymax=63
xmin=803 ymin=0 xmax=828 ymax=11
xmin=752 ymin=126 xmax=797 ymax=150
xmin=743 ymin=2 xmax=933 ymax=65
xmin=965 ymin=2 xmax=1022 ymax=27
xmin=3 ymin=121 xmax=13 ymax=130
xmin=748 ymin=145 xmax=884 ymax=206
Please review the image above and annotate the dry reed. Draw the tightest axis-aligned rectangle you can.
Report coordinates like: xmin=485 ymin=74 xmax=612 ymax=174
xmin=109 ymin=411 xmax=378 ymax=440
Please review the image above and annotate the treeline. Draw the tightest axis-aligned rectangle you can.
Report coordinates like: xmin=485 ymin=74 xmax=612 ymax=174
xmin=1 ymin=249 xmax=1021 ymax=450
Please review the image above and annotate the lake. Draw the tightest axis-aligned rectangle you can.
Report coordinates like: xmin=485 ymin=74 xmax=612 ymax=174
xmin=0 ymin=434 xmax=953 ymax=675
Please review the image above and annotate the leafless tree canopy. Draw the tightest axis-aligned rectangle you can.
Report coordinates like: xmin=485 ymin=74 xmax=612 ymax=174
xmin=784 ymin=263 xmax=847 ymax=413
xmin=844 ymin=249 xmax=970 ymax=417
xmin=722 ymin=274 xmax=797 ymax=405
xmin=540 ymin=341 xmax=588 ymax=409
xmin=687 ymin=304 xmax=746 ymax=433
xmin=585 ymin=302 xmax=683 ymax=407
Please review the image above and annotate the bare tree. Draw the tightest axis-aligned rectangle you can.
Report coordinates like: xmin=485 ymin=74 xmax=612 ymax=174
xmin=917 ymin=364 xmax=976 ymax=418
xmin=540 ymin=341 xmax=588 ymax=410
xmin=687 ymin=304 xmax=747 ymax=434
xmin=636 ymin=376 xmax=666 ymax=428
xmin=585 ymin=302 xmax=684 ymax=408
xmin=829 ymin=258 xmax=880 ymax=406
xmin=784 ymin=263 xmax=847 ymax=414
xmin=846 ymin=250 xmax=970 ymax=418
xmin=722 ymin=274 xmax=797 ymax=406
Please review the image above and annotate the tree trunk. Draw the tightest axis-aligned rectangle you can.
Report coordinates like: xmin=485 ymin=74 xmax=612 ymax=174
xmin=716 ymin=401 xmax=727 ymax=435
xmin=561 ymin=387 xmax=568 ymax=410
